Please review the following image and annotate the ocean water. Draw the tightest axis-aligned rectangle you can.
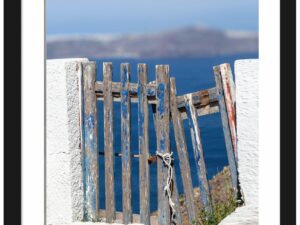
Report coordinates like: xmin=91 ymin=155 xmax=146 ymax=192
xmin=90 ymin=53 xmax=258 ymax=213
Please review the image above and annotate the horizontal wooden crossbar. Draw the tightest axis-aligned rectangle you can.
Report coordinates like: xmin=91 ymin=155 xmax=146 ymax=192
xmin=95 ymin=81 xmax=219 ymax=119
xmin=98 ymin=151 xmax=159 ymax=164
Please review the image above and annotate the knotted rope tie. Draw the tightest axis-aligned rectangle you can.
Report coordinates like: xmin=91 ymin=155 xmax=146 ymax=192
xmin=156 ymin=151 xmax=176 ymax=224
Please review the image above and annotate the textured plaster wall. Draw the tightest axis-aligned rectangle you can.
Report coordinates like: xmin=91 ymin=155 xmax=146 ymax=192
xmin=219 ymin=59 xmax=259 ymax=225
xmin=47 ymin=58 xmax=88 ymax=225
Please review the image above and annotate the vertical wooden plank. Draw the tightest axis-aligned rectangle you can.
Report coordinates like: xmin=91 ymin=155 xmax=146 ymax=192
xmin=171 ymin=170 xmax=183 ymax=225
xmin=156 ymin=65 xmax=170 ymax=225
xmin=121 ymin=63 xmax=132 ymax=224
xmin=213 ymin=66 xmax=238 ymax=197
xmin=151 ymin=80 xmax=182 ymax=224
xmin=185 ymin=94 xmax=213 ymax=215
xmin=170 ymin=78 xmax=197 ymax=224
xmin=138 ymin=64 xmax=150 ymax=225
xmin=219 ymin=64 xmax=237 ymax=158
xmin=103 ymin=62 xmax=115 ymax=222
xmin=82 ymin=62 xmax=99 ymax=221
xmin=152 ymin=77 xmax=182 ymax=224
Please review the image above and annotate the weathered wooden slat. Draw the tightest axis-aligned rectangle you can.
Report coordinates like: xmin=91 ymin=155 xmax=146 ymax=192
xmin=95 ymin=81 xmax=155 ymax=97
xmin=97 ymin=96 xmax=219 ymax=118
xmin=98 ymin=151 xmax=158 ymax=164
xmin=138 ymin=64 xmax=150 ymax=225
xmin=103 ymin=62 xmax=115 ymax=222
xmin=151 ymin=78 xmax=183 ymax=224
xmin=171 ymin=170 xmax=183 ymax=225
xmin=170 ymin=78 xmax=196 ymax=224
xmin=96 ymin=81 xmax=217 ymax=100
xmin=220 ymin=64 xmax=236 ymax=105
xmin=96 ymin=81 xmax=219 ymax=118
xmin=95 ymin=80 xmax=217 ymax=104
xmin=82 ymin=62 xmax=99 ymax=221
xmin=213 ymin=67 xmax=238 ymax=197
xmin=185 ymin=93 xmax=213 ymax=215
xmin=156 ymin=65 xmax=171 ymax=225
xmin=176 ymin=88 xmax=218 ymax=109
xmin=121 ymin=63 xmax=132 ymax=224
xmin=218 ymin=64 xmax=237 ymax=158
xmin=180 ymin=102 xmax=219 ymax=120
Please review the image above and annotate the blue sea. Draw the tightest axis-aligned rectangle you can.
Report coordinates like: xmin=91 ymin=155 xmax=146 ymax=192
xmin=91 ymin=53 xmax=258 ymax=213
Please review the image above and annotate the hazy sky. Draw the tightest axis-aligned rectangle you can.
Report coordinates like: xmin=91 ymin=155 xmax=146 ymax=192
xmin=47 ymin=0 xmax=258 ymax=36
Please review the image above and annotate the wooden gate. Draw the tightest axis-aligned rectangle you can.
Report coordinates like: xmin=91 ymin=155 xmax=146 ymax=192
xmin=80 ymin=61 xmax=238 ymax=225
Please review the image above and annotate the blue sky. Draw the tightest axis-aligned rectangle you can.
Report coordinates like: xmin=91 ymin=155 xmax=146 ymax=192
xmin=47 ymin=0 xmax=258 ymax=36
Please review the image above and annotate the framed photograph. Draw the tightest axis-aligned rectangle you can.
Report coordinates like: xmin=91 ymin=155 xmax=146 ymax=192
xmin=1 ymin=0 xmax=296 ymax=225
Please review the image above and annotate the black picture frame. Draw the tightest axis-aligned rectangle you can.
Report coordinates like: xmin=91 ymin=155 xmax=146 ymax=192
xmin=280 ymin=0 xmax=296 ymax=224
xmin=3 ymin=0 xmax=22 ymax=224
xmin=3 ymin=0 xmax=297 ymax=224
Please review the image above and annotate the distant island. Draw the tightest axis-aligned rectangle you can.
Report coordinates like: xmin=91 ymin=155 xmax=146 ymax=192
xmin=47 ymin=26 xmax=258 ymax=59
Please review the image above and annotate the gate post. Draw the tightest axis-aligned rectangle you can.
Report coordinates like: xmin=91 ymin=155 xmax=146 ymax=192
xmin=219 ymin=64 xmax=237 ymax=158
xmin=82 ymin=62 xmax=99 ymax=221
xmin=213 ymin=66 xmax=238 ymax=198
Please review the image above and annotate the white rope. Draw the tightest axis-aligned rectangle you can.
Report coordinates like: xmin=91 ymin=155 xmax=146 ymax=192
xmin=156 ymin=151 xmax=176 ymax=224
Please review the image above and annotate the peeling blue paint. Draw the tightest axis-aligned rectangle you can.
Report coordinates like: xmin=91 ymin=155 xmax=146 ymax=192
xmin=86 ymin=115 xmax=95 ymax=129
xmin=147 ymin=88 xmax=156 ymax=96
xmin=157 ymin=83 xmax=165 ymax=114
xmin=121 ymin=64 xmax=132 ymax=223
xmin=121 ymin=91 xmax=129 ymax=118
xmin=82 ymin=62 xmax=99 ymax=221
xmin=160 ymin=139 xmax=166 ymax=153
xmin=121 ymin=66 xmax=128 ymax=87
xmin=185 ymin=99 xmax=212 ymax=214
xmin=138 ymin=84 xmax=145 ymax=137
xmin=92 ymin=186 xmax=96 ymax=211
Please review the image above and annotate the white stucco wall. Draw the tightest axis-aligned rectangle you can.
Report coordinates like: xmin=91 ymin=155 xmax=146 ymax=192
xmin=47 ymin=58 xmax=88 ymax=225
xmin=219 ymin=59 xmax=259 ymax=225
